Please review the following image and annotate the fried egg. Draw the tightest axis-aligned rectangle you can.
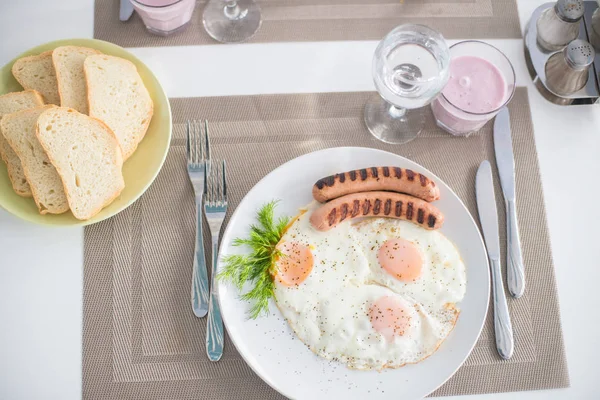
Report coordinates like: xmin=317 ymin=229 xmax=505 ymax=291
xmin=273 ymin=201 xmax=467 ymax=370
xmin=354 ymin=218 xmax=466 ymax=312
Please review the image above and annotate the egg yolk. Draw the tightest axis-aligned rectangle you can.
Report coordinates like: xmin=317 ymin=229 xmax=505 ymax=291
xmin=368 ymin=296 xmax=412 ymax=342
xmin=377 ymin=238 xmax=423 ymax=282
xmin=275 ymin=241 xmax=314 ymax=286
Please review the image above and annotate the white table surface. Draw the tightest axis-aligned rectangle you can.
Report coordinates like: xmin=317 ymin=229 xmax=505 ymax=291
xmin=0 ymin=1 xmax=598 ymax=399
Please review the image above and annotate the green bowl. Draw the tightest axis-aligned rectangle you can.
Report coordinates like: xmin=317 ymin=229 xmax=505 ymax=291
xmin=0 ymin=38 xmax=172 ymax=226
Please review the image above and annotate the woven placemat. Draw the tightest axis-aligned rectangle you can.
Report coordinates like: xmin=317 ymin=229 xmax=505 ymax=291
xmin=83 ymin=88 xmax=569 ymax=399
xmin=94 ymin=0 xmax=522 ymax=48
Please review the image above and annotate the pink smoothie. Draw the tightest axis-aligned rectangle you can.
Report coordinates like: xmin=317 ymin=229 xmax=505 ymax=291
xmin=432 ymin=55 xmax=508 ymax=135
xmin=132 ymin=0 xmax=195 ymax=35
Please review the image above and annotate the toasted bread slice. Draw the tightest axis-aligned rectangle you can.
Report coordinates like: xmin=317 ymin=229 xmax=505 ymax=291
xmin=84 ymin=54 xmax=153 ymax=160
xmin=36 ymin=107 xmax=125 ymax=220
xmin=12 ymin=51 xmax=60 ymax=105
xmin=0 ymin=90 xmax=45 ymax=197
xmin=53 ymin=46 xmax=102 ymax=114
xmin=1 ymin=106 xmax=69 ymax=214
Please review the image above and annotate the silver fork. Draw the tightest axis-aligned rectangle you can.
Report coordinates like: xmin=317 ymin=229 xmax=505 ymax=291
xmin=186 ymin=120 xmax=211 ymax=318
xmin=204 ymin=159 xmax=227 ymax=361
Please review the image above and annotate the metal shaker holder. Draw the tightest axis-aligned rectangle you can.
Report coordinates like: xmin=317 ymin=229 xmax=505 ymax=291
xmin=525 ymin=1 xmax=600 ymax=105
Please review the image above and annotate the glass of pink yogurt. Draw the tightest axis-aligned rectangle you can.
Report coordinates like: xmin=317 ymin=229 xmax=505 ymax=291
xmin=131 ymin=0 xmax=196 ymax=36
xmin=431 ymin=41 xmax=515 ymax=136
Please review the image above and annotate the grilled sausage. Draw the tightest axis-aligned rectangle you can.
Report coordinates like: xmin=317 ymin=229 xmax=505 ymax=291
xmin=310 ymin=191 xmax=444 ymax=231
xmin=312 ymin=166 xmax=440 ymax=203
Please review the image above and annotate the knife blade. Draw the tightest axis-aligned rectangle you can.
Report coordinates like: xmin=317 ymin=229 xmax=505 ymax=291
xmin=476 ymin=160 xmax=514 ymax=360
xmin=494 ymin=107 xmax=525 ymax=298
xmin=120 ymin=0 xmax=134 ymax=22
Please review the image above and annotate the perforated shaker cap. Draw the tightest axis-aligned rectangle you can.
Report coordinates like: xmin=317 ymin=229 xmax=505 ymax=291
xmin=556 ymin=0 xmax=584 ymax=22
xmin=564 ymin=39 xmax=595 ymax=69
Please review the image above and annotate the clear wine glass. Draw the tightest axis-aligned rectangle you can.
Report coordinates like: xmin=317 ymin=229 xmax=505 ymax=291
xmin=365 ymin=24 xmax=450 ymax=144
xmin=203 ymin=0 xmax=262 ymax=43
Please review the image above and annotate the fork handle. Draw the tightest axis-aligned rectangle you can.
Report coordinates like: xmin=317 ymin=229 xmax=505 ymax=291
xmin=206 ymin=235 xmax=224 ymax=361
xmin=191 ymin=201 xmax=209 ymax=318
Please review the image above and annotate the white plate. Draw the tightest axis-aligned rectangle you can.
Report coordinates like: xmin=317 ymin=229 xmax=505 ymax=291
xmin=217 ymin=147 xmax=490 ymax=400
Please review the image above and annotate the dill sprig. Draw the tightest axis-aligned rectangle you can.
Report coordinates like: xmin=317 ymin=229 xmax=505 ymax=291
xmin=218 ymin=201 xmax=290 ymax=319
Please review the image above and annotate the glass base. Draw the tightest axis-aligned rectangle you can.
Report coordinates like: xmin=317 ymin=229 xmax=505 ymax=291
xmin=203 ymin=0 xmax=262 ymax=43
xmin=434 ymin=119 xmax=475 ymax=137
xmin=145 ymin=20 xmax=191 ymax=36
xmin=364 ymin=94 xmax=425 ymax=144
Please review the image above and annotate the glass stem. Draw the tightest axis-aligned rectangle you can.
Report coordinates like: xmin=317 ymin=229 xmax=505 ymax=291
xmin=388 ymin=104 xmax=407 ymax=118
xmin=224 ymin=1 xmax=242 ymax=20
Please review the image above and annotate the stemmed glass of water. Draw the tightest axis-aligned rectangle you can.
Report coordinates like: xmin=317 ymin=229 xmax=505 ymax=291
xmin=203 ymin=0 xmax=262 ymax=43
xmin=365 ymin=24 xmax=450 ymax=144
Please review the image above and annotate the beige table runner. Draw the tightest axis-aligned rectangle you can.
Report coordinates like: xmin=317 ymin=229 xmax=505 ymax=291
xmin=83 ymin=88 xmax=569 ymax=399
xmin=94 ymin=0 xmax=522 ymax=47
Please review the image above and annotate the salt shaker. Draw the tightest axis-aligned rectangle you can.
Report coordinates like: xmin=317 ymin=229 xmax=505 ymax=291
xmin=537 ymin=0 xmax=584 ymax=52
xmin=545 ymin=39 xmax=595 ymax=96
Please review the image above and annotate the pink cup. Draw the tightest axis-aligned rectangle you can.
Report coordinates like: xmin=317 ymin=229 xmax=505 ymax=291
xmin=431 ymin=41 xmax=516 ymax=136
xmin=131 ymin=0 xmax=196 ymax=36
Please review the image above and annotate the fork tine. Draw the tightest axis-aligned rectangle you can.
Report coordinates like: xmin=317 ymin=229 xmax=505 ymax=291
xmin=199 ymin=121 xmax=204 ymax=163
xmin=199 ymin=120 xmax=205 ymax=161
xmin=206 ymin=159 xmax=212 ymax=202
xmin=191 ymin=120 xmax=196 ymax=164
xmin=217 ymin=160 xmax=222 ymax=201
xmin=186 ymin=120 xmax=191 ymax=162
xmin=193 ymin=120 xmax=197 ymax=164
xmin=196 ymin=121 xmax=204 ymax=163
xmin=221 ymin=160 xmax=227 ymax=200
xmin=204 ymin=119 xmax=211 ymax=161
xmin=204 ymin=120 xmax=211 ymax=175
xmin=210 ymin=160 xmax=214 ymax=201
xmin=200 ymin=120 xmax=208 ymax=162
xmin=203 ymin=162 xmax=208 ymax=199
xmin=213 ymin=160 xmax=219 ymax=202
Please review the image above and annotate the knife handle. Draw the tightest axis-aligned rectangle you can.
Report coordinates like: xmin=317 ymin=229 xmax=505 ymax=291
xmin=490 ymin=258 xmax=514 ymax=360
xmin=506 ymin=199 xmax=525 ymax=298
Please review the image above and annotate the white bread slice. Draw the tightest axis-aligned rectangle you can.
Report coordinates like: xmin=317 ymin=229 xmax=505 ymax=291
xmin=0 ymin=90 xmax=45 ymax=197
xmin=84 ymin=54 xmax=153 ymax=160
xmin=52 ymin=46 xmax=101 ymax=114
xmin=12 ymin=51 xmax=60 ymax=105
xmin=36 ymin=107 xmax=125 ymax=220
xmin=1 ymin=106 xmax=69 ymax=214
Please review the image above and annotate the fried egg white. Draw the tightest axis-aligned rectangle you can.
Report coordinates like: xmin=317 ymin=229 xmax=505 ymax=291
xmin=273 ymin=202 xmax=466 ymax=370
xmin=354 ymin=218 xmax=466 ymax=312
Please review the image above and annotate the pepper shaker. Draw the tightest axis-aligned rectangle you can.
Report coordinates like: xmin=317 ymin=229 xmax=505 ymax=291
xmin=537 ymin=0 xmax=584 ymax=52
xmin=545 ymin=39 xmax=595 ymax=96
xmin=591 ymin=7 xmax=600 ymax=51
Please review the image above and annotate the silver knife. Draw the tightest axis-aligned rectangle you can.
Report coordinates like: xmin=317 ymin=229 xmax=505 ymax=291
xmin=476 ymin=160 xmax=514 ymax=360
xmin=494 ymin=108 xmax=525 ymax=298
xmin=120 ymin=0 xmax=134 ymax=22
